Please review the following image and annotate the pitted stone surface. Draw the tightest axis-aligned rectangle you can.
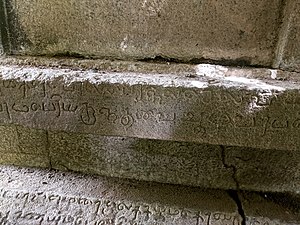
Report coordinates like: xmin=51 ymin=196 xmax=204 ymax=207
xmin=223 ymin=146 xmax=300 ymax=192
xmin=0 ymin=59 xmax=300 ymax=193
xmin=0 ymin=165 xmax=242 ymax=225
xmin=0 ymin=166 xmax=299 ymax=224
xmin=49 ymin=132 xmax=300 ymax=193
xmin=241 ymin=192 xmax=300 ymax=225
xmin=278 ymin=1 xmax=300 ymax=72
xmin=1 ymin=123 xmax=300 ymax=193
xmin=0 ymin=61 xmax=299 ymax=150
xmin=0 ymin=124 xmax=49 ymax=168
xmin=5 ymin=0 xmax=282 ymax=66
xmin=49 ymin=133 xmax=236 ymax=190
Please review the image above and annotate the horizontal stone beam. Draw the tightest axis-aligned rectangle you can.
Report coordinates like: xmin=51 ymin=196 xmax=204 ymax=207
xmin=1 ymin=123 xmax=300 ymax=193
xmin=0 ymin=58 xmax=300 ymax=150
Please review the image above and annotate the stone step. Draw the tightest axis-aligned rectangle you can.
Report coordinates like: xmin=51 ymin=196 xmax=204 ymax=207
xmin=0 ymin=56 xmax=300 ymax=151
xmin=1 ymin=124 xmax=300 ymax=193
xmin=0 ymin=56 xmax=300 ymax=193
xmin=0 ymin=165 xmax=299 ymax=225
xmin=0 ymin=0 xmax=300 ymax=72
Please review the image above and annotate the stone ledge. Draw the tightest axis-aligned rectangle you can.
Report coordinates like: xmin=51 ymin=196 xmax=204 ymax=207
xmin=0 ymin=57 xmax=300 ymax=150
xmin=1 ymin=124 xmax=300 ymax=193
xmin=1 ymin=57 xmax=300 ymax=193
xmin=0 ymin=165 xmax=299 ymax=225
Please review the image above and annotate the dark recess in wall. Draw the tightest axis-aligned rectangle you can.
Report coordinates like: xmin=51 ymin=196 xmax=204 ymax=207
xmin=0 ymin=0 xmax=31 ymax=54
xmin=0 ymin=0 xmax=10 ymax=53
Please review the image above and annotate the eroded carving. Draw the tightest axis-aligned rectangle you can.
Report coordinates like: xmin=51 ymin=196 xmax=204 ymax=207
xmin=0 ymin=188 xmax=243 ymax=225
xmin=0 ymin=73 xmax=298 ymax=149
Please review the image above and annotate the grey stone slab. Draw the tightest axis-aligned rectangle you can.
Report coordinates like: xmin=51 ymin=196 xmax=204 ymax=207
xmin=241 ymin=192 xmax=300 ymax=225
xmin=0 ymin=61 xmax=299 ymax=150
xmin=0 ymin=165 xmax=241 ymax=225
xmin=275 ymin=1 xmax=300 ymax=72
xmin=0 ymin=124 xmax=49 ymax=168
xmin=48 ymin=131 xmax=300 ymax=193
xmin=1 ymin=165 xmax=299 ymax=225
xmin=2 ymin=56 xmax=300 ymax=82
xmin=1 ymin=123 xmax=300 ymax=193
xmin=49 ymin=132 xmax=236 ymax=190
xmin=222 ymin=146 xmax=300 ymax=193
xmin=7 ymin=0 xmax=283 ymax=66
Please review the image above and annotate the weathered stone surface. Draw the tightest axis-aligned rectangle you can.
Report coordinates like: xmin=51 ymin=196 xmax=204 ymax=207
xmin=0 ymin=124 xmax=49 ymax=168
xmin=0 ymin=123 xmax=300 ymax=193
xmin=3 ymin=56 xmax=300 ymax=82
xmin=241 ymin=192 xmax=300 ymax=224
xmin=276 ymin=1 xmax=300 ymax=72
xmin=0 ymin=165 xmax=241 ymax=225
xmin=49 ymin=132 xmax=300 ymax=193
xmin=223 ymin=146 xmax=300 ymax=193
xmin=49 ymin=132 xmax=235 ymax=190
xmin=5 ymin=0 xmax=282 ymax=66
xmin=0 ymin=0 xmax=5 ymax=55
xmin=0 ymin=32 xmax=3 ymax=55
xmin=1 ymin=165 xmax=300 ymax=224
xmin=0 ymin=58 xmax=300 ymax=193
xmin=0 ymin=59 xmax=300 ymax=150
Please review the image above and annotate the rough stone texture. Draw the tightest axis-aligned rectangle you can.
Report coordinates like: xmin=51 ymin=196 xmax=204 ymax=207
xmin=1 ymin=165 xmax=300 ymax=224
xmin=276 ymin=1 xmax=300 ymax=72
xmin=0 ymin=32 xmax=3 ymax=55
xmin=223 ymin=146 xmax=300 ymax=193
xmin=1 ymin=123 xmax=300 ymax=193
xmin=2 ymin=56 xmax=300 ymax=82
xmin=4 ymin=0 xmax=283 ymax=67
xmin=49 ymin=132 xmax=300 ymax=193
xmin=241 ymin=192 xmax=300 ymax=225
xmin=0 ymin=59 xmax=300 ymax=150
xmin=49 ymin=132 xmax=236 ymax=191
xmin=0 ymin=0 xmax=4 ymax=54
xmin=1 ymin=58 xmax=300 ymax=193
xmin=0 ymin=124 xmax=49 ymax=168
xmin=0 ymin=165 xmax=241 ymax=225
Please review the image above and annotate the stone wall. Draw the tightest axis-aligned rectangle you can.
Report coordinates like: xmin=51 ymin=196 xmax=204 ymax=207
xmin=0 ymin=0 xmax=300 ymax=213
xmin=0 ymin=0 xmax=300 ymax=72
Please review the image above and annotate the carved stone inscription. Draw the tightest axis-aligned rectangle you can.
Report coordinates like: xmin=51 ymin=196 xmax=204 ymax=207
xmin=0 ymin=188 xmax=242 ymax=225
xmin=0 ymin=70 xmax=299 ymax=150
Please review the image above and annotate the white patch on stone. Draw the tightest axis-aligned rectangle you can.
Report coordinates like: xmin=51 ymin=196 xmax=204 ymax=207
xmin=142 ymin=0 xmax=166 ymax=16
xmin=0 ymin=65 xmax=209 ymax=89
xmin=224 ymin=76 xmax=285 ymax=91
xmin=195 ymin=64 xmax=228 ymax=78
xmin=0 ymin=65 xmax=286 ymax=93
xmin=270 ymin=69 xmax=277 ymax=79
xmin=195 ymin=64 xmax=285 ymax=92
xmin=120 ymin=36 xmax=128 ymax=51
xmin=247 ymin=91 xmax=275 ymax=113
xmin=190 ymin=80 xmax=208 ymax=88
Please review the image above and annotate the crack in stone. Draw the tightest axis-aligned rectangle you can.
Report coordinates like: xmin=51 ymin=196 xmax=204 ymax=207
xmin=220 ymin=145 xmax=246 ymax=225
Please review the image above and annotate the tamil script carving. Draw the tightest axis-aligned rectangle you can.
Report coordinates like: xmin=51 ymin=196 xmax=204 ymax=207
xmin=0 ymin=69 xmax=298 ymax=150
xmin=0 ymin=188 xmax=242 ymax=225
